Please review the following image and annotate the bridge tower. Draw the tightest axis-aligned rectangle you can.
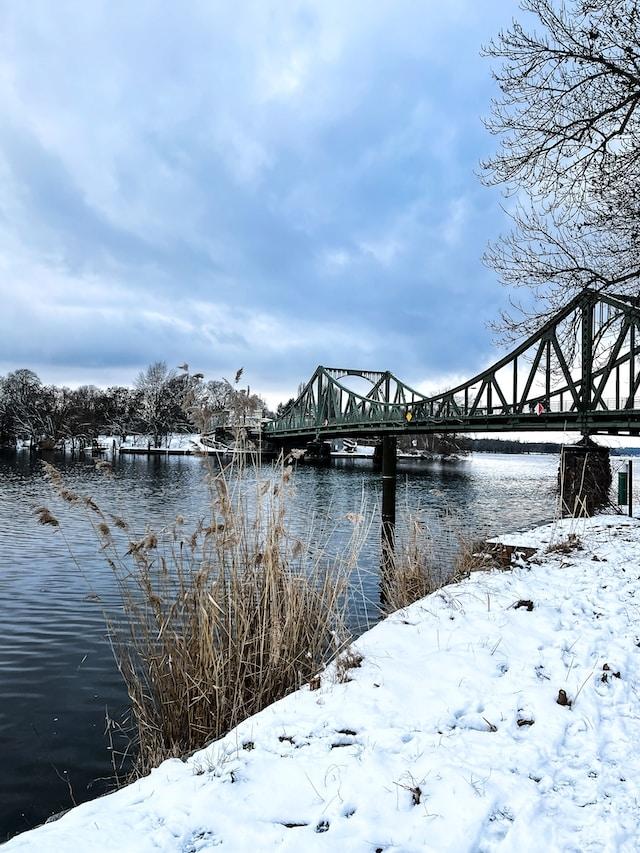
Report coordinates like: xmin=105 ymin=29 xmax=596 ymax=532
xmin=580 ymin=292 xmax=594 ymax=437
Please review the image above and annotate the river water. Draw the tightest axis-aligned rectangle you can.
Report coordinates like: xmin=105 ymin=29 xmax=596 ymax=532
xmin=0 ymin=450 xmax=562 ymax=839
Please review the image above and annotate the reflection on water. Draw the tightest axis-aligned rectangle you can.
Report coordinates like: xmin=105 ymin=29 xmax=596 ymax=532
xmin=0 ymin=450 xmax=559 ymax=839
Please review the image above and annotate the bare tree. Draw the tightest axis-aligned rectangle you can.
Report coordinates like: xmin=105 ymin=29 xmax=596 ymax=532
xmin=276 ymin=398 xmax=295 ymax=418
xmin=225 ymin=387 xmax=265 ymax=428
xmin=135 ymin=361 xmax=185 ymax=447
xmin=102 ymin=386 xmax=143 ymax=441
xmin=0 ymin=369 xmax=46 ymax=446
xmin=181 ymin=378 xmax=231 ymax=433
xmin=483 ymin=0 xmax=640 ymax=337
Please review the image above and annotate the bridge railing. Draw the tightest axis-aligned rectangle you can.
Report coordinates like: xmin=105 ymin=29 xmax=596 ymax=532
xmin=265 ymin=394 xmax=637 ymax=436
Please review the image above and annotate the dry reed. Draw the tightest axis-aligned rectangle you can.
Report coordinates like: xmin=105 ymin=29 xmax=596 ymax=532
xmin=381 ymin=515 xmax=442 ymax=613
xmin=41 ymin=455 xmax=365 ymax=778
xmin=450 ymin=536 xmax=503 ymax=580
xmin=382 ymin=515 xmax=509 ymax=613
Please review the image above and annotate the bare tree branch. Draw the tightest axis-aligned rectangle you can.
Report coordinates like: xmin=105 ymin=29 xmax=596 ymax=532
xmin=483 ymin=0 xmax=640 ymax=331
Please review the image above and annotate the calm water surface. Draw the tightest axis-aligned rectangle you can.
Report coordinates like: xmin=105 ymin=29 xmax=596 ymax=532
xmin=0 ymin=450 xmax=560 ymax=839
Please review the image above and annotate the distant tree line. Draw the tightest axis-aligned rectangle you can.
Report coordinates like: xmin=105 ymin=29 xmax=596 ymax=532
xmin=0 ymin=362 xmax=267 ymax=450
xmin=463 ymin=437 xmax=563 ymax=455
xmin=399 ymin=435 xmax=565 ymax=456
xmin=397 ymin=433 xmax=470 ymax=457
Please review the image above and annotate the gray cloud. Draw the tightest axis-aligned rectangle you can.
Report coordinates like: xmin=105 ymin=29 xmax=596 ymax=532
xmin=0 ymin=0 xmax=518 ymax=405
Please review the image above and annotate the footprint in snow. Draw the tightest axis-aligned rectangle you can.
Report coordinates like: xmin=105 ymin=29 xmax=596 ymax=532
xmin=182 ymin=830 xmax=222 ymax=851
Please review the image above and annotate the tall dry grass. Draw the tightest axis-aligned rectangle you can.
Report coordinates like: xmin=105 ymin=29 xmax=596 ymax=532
xmin=381 ymin=514 xmax=440 ymax=613
xmin=40 ymin=455 xmax=365 ymax=778
xmin=381 ymin=510 xmax=508 ymax=614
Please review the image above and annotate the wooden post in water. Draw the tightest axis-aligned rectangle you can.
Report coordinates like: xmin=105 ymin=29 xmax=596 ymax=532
xmin=381 ymin=435 xmax=397 ymax=603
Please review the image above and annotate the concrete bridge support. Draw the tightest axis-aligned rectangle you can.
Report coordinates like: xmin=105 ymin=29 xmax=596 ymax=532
xmin=302 ymin=440 xmax=331 ymax=462
xmin=559 ymin=438 xmax=611 ymax=517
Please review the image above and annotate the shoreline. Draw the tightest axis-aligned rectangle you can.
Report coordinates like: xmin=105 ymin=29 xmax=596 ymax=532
xmin=6 ymin=514 xmax=640 ymax=851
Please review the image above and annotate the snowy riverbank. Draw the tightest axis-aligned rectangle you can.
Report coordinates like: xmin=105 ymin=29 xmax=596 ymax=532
xmin=6 ymin=515 xmax=640 ymax=852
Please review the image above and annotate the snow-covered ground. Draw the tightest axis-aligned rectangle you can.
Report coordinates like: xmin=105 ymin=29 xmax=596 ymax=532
xmin=116 ymin=433 xmax=205 ymax=452
xmin=107 ymin=434 xmax=241 ymax=455
xmin=7 ymin=434 xmax=208 ymax=453
xmin=330 ymin=447 xmax=377 ymax=458
xmin=7 ymin=516 xmax=640 ymax=852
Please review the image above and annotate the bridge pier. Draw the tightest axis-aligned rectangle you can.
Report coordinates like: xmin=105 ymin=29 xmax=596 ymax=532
xmin=302 ymin=440 xmax=331 ymax=463
xmin=380 ymin=435 xmax=397 ymax=602
xmin=559 ymin=438 xmax=611 ymax=517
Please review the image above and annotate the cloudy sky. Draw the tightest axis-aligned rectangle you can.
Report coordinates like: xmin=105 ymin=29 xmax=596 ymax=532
xmin=0 ymin=0 xmax=521 ymax=407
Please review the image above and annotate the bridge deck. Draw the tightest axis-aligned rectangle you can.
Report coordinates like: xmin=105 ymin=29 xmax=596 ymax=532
xmin=266 ymin=409 xmax=640 ymax=441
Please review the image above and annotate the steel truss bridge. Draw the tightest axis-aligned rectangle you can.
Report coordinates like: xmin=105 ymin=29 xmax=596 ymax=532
xmin=264 ymin=290 xmax=640 ymax=442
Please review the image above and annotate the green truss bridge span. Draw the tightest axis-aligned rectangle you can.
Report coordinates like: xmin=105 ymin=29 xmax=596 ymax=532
xmin=264 ymin=290 xmax=640 ymax=442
